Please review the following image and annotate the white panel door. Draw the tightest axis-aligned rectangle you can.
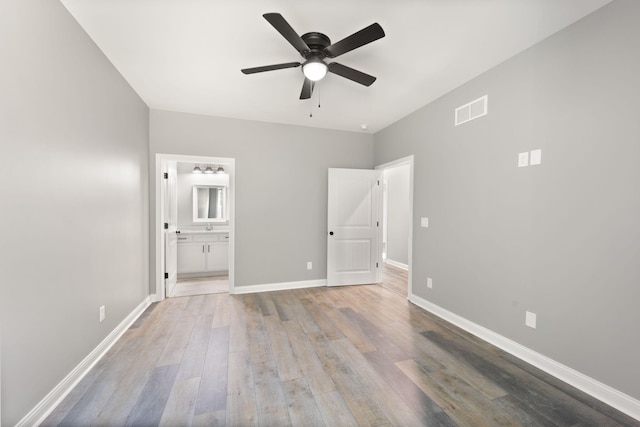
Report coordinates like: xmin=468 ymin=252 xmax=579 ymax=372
xmin=165 ymin=231 xmax=178 ymax=296
xmin=163 ymin=163 xmax=178 ymax=296
xmin=327 ymin=168 xmax=381 ymax=286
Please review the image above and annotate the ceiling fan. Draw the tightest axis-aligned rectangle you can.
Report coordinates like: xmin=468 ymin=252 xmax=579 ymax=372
xmin=241 ymin=13 xmax=385 ymax=100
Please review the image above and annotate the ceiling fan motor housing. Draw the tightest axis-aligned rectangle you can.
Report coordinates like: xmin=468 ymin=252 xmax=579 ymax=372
xmin=300 ymin=32 xmax=331 ymax=59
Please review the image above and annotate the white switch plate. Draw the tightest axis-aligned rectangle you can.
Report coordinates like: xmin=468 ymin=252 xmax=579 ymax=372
xmin=525 ymin=311 xmax=536 ymax=329
xmin=427 ymin=277 xmax=433 ymax=289
xmin=99 ymin=305 xmax=106 ymax=322
xmin=518 ymin=152 xmax=529 ymax=167
xmin=421 ymin=217 xmax=429 ymax=228
xmin=306 ymin=262 xmax=312 ymax=270
xmin=530 ymin=149 xmax=542 ymax=165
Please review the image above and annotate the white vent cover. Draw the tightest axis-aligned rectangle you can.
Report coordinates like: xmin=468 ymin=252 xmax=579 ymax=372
xmin=455 ymin=95 xmax=488 ymax=126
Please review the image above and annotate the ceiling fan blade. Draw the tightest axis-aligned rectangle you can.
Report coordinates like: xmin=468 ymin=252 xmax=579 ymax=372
xmin=241 ymin=62 xmax=301 ymax=74
xmin=300 ymin=78 xmax=315 ymax=99
xmin=327 ymin=62 xmax=376 ymax=86
xmin=324 ymin=23 xmax=385 ymax=58
xmin=263 ymin=13 xmax=310 ymax=55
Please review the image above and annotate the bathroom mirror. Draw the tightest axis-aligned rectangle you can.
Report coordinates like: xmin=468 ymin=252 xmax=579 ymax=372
xmin=193 ymin=185 xmax=227 ymax=222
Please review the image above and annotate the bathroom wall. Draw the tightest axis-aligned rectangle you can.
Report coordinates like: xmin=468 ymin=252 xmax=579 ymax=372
xmin=176 ymin=163 xmax=230 ymax=228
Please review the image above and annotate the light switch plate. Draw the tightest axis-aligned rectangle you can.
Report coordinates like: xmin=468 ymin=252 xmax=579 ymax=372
xmin=421 ymin=217 xmax=429 ymax=228
xmin=530 ymin=149 xmax=542 ymax=165
xmin=307 ymin=262 xmax=312 ymax=270
xmin=525 ymin=311 xmax=536 ymax=329
xmin=99 ymin=305 xmax=106 ymax=322
xmin=427 ymin=277 xmax=433 ymax=289
xmin=518 ymin=152 xmax=529 ymax=167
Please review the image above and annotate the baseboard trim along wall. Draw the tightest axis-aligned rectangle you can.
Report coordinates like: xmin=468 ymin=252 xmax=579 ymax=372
xmin=409 ymin=293 xmax=640 ymax=421
xmin=233 ymin=279 xmax=327 ymax=295
xmin=17 ymin=296 xmax=153 ymax=427
xmin=383 ymin=259 xmax=408 ymax=270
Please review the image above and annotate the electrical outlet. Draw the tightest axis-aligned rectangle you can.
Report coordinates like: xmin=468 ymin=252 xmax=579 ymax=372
xmin=99 ymin=305 xmax=106 ymax=322
xmin=525 ymin=311 xmax=536 ymax=329
xmin=427 ymin=277 xmax=433 ymax=289
xmin=306 ymin=261 xmax=312 ymax=270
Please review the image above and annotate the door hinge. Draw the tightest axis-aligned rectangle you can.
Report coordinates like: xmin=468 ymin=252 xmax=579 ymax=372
xmin=164 ymin=272 xmax=169 ymax=279
xmin=377 ymin=221 xmax=379 ymax=227
xmin=163 ymin=172 xmax=168 ymax=179
xmin=376 ymin=262 xmax=379 ymax=268
xmin=377 ymin=180 xmax=380 ymax=185
xmin=164 ymin=223 xmax=169 ymax=229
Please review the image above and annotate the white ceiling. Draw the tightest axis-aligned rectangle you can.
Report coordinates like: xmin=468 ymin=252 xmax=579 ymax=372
xmin=60 ymin=0 xmax=612 ymax=134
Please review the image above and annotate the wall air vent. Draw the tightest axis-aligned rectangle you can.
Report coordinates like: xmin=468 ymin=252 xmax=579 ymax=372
xmin=455 ymin=95 xmax=488 ymax=126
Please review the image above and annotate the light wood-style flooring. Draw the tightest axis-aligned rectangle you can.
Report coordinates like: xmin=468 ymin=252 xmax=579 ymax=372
xmin=43 ymin=271 xmax=638 ymax=426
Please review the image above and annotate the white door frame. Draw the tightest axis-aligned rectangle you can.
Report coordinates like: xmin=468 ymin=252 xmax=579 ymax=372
xmin=375 ymin=155 xmax=414 ymax=298
xmin=154 ymin=153 xmax=236 ymax=300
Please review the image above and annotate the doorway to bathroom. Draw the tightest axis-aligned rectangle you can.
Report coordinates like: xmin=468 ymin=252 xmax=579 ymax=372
xmin=155 ymin=153 xmax=235 ymax=300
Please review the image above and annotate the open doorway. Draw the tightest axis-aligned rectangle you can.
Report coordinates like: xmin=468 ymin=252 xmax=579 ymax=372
xmin=376 ymin=155 xmax=413 ymax=298
xmin=155 ymin=154 xmax=235 ymax=300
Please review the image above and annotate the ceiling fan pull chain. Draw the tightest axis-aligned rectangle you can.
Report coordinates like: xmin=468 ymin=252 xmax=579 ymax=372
xmin=309 ymin=84 xmax=322 ymax=118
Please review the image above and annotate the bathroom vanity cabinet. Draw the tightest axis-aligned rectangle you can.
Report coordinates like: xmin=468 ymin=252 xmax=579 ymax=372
xmin=177 ymin=231 xmax=229 ymax=276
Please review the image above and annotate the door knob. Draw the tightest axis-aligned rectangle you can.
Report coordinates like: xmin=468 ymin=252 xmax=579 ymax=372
xmin=329 ymin=231 xmax=334 ymax=235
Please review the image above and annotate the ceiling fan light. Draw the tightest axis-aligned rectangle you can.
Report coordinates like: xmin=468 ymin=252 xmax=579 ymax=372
xmin=303 ymin=60 xmax=328 ymax=81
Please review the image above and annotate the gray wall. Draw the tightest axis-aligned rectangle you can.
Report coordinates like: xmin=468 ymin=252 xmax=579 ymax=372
xmin=384 ymin=164 xmax=411 ymax=265
xmin=374 ymin=0 xmax=640 ymax=400
xmin=150 ymin=110 xmax=374 ymax=288
xmin=0 ymin=1 xmax=150 ymax=424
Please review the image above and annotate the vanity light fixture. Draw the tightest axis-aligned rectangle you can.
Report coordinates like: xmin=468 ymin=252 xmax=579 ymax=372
xmin=192 ymin=165 xmax=203 ymax=174
xmin=204 ymin=165 xmax=214 ymax=174
xmin=216 ymin=166 xmax=225 ymax=174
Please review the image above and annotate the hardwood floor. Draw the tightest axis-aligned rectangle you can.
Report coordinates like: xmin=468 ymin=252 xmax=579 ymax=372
xmin=43 ymin=278 xmax=638 ymax=426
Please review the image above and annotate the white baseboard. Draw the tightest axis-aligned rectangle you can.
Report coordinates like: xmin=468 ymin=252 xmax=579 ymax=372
xmin=409 ymin=293 xmax=640 ymax=421
xmin=17 ymin=296 xmax=153 ymax=427
xmin=233 ymin=279 xmax=327 ymax=295
xmin=384 ymin=259 xmax=408 ymax=270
